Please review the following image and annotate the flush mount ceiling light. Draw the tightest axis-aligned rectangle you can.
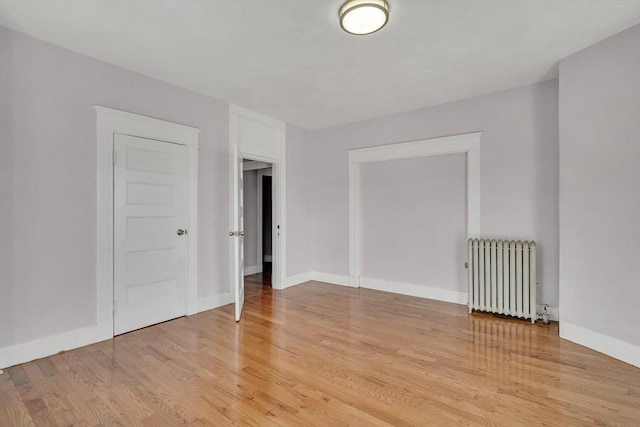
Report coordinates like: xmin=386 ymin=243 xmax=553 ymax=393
xmin=339 ymin=0 xmax=390 ymax=35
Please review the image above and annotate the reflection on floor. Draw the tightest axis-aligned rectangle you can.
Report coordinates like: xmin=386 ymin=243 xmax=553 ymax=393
xmin=244 ymin=262 xmax=272 ymax=300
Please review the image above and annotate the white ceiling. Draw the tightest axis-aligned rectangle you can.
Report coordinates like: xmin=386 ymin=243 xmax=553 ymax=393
xmin=1 ymin=1 xmax=638 ymax=130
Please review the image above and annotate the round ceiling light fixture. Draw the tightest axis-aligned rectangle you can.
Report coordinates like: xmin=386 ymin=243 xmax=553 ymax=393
xmin=339 ymin=0 xmax=390 ymax=35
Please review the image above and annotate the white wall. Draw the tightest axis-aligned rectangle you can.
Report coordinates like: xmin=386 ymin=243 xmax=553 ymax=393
xmin=243 ymin=169 xmax=258 ymax=271
xmin=0 ymin=27 xmax=231 ymax=352
xmin=558 ymin=24 xmax=640 ymax=366
xmin=293 ymin=81 xmax=560 ymax=310
xmin=361 ymin=154 xmax=466 ymax=291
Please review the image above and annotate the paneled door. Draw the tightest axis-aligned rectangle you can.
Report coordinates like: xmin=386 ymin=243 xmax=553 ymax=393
xmin=113 ymin=134 xmax=188 ymax=335
xmin=231 ymin=144 xmax=245 ymax=321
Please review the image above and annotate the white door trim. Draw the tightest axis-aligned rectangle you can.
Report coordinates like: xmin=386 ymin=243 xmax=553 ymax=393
xmin=229 ymin=105 xmax=286 ymax=290
xmin=347 ymin=132 xmax=481 ymax=287
xmin=95 ymin=106 xmax=200 ymax=339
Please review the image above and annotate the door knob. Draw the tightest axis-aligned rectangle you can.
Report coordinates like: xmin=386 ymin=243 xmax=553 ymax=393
xmin=239 ymin=231 xmax=245 ymax=236
xmin=177 ymin=229 xmax=186 ymax=236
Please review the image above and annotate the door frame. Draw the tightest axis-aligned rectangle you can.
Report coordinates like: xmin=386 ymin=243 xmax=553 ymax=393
xmin=347 ymin=132 xmax=481 ymax=288
xmin=229 ymin=105 xmax=286 ymax=291
xmin=95 ymin=106 xmax=200 ymax=338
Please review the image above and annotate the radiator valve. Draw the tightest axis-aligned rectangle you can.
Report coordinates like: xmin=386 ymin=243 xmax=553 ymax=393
xmin=541 ymin=304 xmax=550 ymax=324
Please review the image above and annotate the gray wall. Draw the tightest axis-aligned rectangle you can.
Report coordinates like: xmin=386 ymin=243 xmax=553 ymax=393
xmin=243 ymin=169 xmax=258 ymax=270
xmin=0 ymin=27 xmax=230 ymax=348
xmin=361 ymin=154 xmax=466 ymax=290
xmin=285 ymin=125 xmax=315 ymax=277
xmin=559 ymin=25 xmax=640 ymax=350
xmin=292 ymin=80 xmax=560 ymax=308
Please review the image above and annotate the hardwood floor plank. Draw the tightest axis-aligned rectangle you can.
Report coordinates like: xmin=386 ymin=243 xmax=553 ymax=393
xmin=40 ymin=393 xmax=86 ymax=427
xmin=64 ymin=390 xmax=101 ymax=426
xmin=2 ymin=278 xmax=639 ymax=426
xmin=34 ymin=358 xmax=58 ymax=379
xmin=24 ymin=397 xmax=58 ymax=426
xmin=6 ymin=366 xmax=30 ymax=388
xmin=103 ymin=384 xmax=156 ymax=422
xmin=0 ymin=400 xmax=13 ymax=427
xmin=84 ymin=394 xmax=127 ymax=426
xmin=0 ymin=374 xmax=36 ymax=427
xmin=20 ymin=363 xmax=46 ymax=385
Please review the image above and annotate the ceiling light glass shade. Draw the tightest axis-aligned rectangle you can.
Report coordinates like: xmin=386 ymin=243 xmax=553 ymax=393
xmin=339 ymin=0 xmax=389 ymax=35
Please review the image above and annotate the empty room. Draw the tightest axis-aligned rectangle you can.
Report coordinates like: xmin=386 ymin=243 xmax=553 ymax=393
xmin=1 ymin=0 xmax=639 ymax=425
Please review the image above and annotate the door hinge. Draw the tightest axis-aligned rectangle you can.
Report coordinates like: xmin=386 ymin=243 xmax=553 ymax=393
xmin=112 ymin=151 xmax=117 ymax=165
xmin=113 ymin=301 xmax=117 ymax=314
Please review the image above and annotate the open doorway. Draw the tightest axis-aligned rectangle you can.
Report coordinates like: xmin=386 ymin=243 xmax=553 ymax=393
xmin=243 ymin=159 xmax=273 ymax=298
xmin=261 ymin=171 xmax=273 ymax=284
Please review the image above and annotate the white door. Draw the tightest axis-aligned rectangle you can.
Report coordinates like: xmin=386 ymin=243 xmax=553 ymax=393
xmin=114 ymin=134 xmax=188 ymax=335
xmin=231 ymin=145 xmax=245 ymax=321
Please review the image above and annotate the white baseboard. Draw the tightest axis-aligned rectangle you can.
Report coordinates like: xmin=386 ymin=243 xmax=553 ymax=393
xmin=0 ymin=325 xmax=111 ymax=370
xmin=284 ymin=272 xmax=466 ymax=305
xmin=560 ymin=322 xmax=640 ymax=368
xmin=360 ymin=277 xmax=468 ymax=305
xmin=284 ymin=272 xmax=314 ymax=289
xmin=0 ymin=292 xmax=235 ymax=369
xmin=244 ymin=265 xmax=262 ymax=276
xmin=197 ymin=292 xmax=234 ymax=312
xmin=284 ymin=271 xmax=351 ymax=289
xmin=312 ymin=272 xmax=351 ymax=287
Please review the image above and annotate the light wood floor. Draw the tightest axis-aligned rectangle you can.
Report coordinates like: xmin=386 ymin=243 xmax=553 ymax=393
xmin=2 ymin=277 xmax=639 ymax=426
